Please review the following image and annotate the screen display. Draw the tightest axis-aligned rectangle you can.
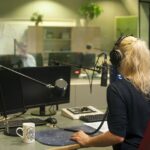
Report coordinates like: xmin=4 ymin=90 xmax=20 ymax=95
xmin=0 ymin=55 xmax=22 ymax=68
xmin=18 ymin=66 xmax=71 ymax=108
xmin=0 ymin=69 xmax=25 ymax=115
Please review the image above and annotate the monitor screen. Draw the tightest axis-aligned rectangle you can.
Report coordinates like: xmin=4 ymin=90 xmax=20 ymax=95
xmin=48 ymin=52 xmax=96 ymax=69
xmin=18 ymin=66 xmax=71 ymax=109
xmin=0 ymin=69 xmax=25 ymax=116
xmin=0 ymin=55 xmax=22 ymax=68
xmin=82 ymin=53 xmax=96 ymax=68
xmin=48 ymin=52 xmax=83 ymax=77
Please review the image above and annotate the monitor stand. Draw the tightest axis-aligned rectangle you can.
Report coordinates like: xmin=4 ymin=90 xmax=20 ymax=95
xmin=31 ymin=106 xmax=56 ymax=116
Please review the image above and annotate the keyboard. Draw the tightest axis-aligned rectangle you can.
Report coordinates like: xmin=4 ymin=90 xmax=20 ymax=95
xmin=79 ymin=114 xmax=107 ymax=122
xmin=0 ymin=118 xmax=47 ymax=129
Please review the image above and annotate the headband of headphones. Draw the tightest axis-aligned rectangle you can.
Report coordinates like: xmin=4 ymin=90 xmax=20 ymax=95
xmin=110 ymin=35 xmax=128 ymax=67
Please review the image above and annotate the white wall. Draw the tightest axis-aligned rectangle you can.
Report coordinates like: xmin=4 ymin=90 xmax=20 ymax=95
xmin=60 ymin=80 xmax=107 ymax=111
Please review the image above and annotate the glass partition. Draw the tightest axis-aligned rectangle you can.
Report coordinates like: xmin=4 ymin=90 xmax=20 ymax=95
xmin=0 ymin=0 xmax=139 ymax=80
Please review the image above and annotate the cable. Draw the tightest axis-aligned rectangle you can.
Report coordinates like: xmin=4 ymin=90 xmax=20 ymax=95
xmin=59 ymin=108 xmax=108 ymax=135
xmin=89 ymin=55 xmax=101 ymax=93
xmin=48 ymin=105 xmax=57 ymax=116
xmin=87 ymin=108 xmax=108 ymax=135
xmin=9 ymin=110 xmax=27 ymax=119
xmin=82 ymin=69 xmax=91 ymax=87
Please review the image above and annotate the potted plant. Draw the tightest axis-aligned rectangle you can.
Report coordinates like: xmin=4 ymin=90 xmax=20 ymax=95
xmin=30 ymin=12 xmax=43 ymax=26
xmin=79 ymin=1 xmax=103 ymax=25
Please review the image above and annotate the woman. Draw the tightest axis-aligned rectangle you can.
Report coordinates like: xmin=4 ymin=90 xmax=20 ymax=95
xmin=71 ymin=36 xmax=150 ymax=150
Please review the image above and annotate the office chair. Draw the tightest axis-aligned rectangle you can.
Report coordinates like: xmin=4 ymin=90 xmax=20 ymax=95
xmin=138 ymin=120 xmax=150 ymax=150
xmin=32 ymin=53 xmax=43 ymax=67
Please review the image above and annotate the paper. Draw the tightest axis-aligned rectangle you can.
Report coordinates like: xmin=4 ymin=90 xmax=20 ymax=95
xmin=84 ymin=121 xmax=108 ymax=133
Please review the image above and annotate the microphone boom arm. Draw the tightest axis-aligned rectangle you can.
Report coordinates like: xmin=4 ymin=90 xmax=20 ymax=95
xmin=53 ymin=61 xmax=101 ymax=73
xmin=53 ymin=51 xmax=108 ymax=73
xmin=0 ymin=65 xmax=54 ymax=88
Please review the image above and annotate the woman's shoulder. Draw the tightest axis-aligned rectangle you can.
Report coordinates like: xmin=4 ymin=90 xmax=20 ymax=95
xmin=108 ymin=76 xmax=132 ymax=91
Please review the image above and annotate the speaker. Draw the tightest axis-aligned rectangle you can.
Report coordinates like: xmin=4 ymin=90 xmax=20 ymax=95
xmin=110 ymin=36 xmax=128 ymax=67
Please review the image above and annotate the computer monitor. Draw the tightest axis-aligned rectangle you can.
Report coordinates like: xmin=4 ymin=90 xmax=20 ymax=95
xmin=82 ymin=53 xmax=96 ymax=68
xmin=48 ymin=52 xmax=83 ymax=78
xmin=0 ymin=55 xmax=22 ymax=68
xmin=0 ymin=69 xmax=25 ymax=116
xmin=18 ymin=66 xmax=71 ymax=116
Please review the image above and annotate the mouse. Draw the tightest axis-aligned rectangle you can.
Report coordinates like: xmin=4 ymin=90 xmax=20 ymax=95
xmin=81 ymin=107 xmax=89 ymax=112
xmin=45 ymin=117 xmax=57 ymax=124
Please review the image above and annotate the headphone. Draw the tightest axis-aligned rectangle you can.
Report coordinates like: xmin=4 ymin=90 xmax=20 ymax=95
xmin=110 ymin=36 xmax=128 ymax=67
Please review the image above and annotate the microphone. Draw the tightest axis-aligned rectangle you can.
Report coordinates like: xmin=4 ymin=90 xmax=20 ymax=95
xmin=86 ymin=44 xmax=92 ymax=50
xmin=101 ymin=61 xmax=108 ymax=87
xmin=86 ymin=44 xmax=101 ymax=51
xmin=53 ymin=79 xmax=68 ymax=97
xmin=86 ymin=44 xmax=100 ymax=50
xmin=86 ymin=44 xmax=107 ymax=60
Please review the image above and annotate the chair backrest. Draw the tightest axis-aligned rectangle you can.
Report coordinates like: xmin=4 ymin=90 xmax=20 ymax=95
xmin=138 ymin=120 xmax=150 ymax=150
xmin=32 ymin=53 xmax=43 ymax=67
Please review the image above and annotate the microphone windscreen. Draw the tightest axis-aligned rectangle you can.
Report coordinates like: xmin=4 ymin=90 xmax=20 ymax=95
xmin=54 ymin=79 xmax=68 ymax=97
xmin=55 ymin=79 xmax=68 ymax=90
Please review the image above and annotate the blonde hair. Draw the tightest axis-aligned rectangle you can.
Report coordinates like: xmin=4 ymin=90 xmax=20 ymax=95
xmin=118 ymin=36 xmax=150 ymax=95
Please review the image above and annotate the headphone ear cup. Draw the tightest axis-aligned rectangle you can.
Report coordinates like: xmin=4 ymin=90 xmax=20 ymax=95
xmin=110 ymin=35 xmax=128 ymax=67
xmin=110 ymin=49 xmax=122 ymax=66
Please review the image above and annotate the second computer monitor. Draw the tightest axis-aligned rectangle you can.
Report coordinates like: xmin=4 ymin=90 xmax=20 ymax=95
xmin=48 ymin=52 xmax=83 ymax=78
xmin=0 ymin=69 xmax=25 ymax=116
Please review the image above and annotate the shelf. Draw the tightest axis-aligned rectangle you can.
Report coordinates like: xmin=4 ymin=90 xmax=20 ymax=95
xmin=27 ymin=26 xmax=101 ymax=67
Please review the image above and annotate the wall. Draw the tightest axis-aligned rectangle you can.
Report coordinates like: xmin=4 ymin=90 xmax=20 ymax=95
xmin=60 ymin=80 xmax=107 ymax=111
xmin=0 ymin=0 xmax=138 ymax=54
xmin=121 ymin=0 xmax=138 ymax=15
xmin=139 ymin=1 xmax=150 ymax=46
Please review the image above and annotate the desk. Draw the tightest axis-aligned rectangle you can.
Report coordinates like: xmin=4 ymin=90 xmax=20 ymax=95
xmin=0 ymin=111 xmax=112 ymax=150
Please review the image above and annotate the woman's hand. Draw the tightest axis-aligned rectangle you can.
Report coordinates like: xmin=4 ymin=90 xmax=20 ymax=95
xmin=71 ymin=130 xmax=125 ymax=147
xmin=71 ymin=130 xmax=91 ymax=147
